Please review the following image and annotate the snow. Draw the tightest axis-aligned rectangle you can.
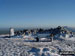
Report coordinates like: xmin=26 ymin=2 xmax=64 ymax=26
xmin=0 ymin=37 xmax=75 ymax=56
xmin=0 ymin=29 xmax=75 ymax=56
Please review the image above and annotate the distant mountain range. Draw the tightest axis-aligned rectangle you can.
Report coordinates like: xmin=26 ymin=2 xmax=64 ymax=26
xmin=64 ymin=26 xmax=75 ymax=32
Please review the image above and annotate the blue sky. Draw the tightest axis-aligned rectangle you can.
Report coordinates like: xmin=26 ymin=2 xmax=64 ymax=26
xmin=0 ymin=0 xmax=75 ymax=28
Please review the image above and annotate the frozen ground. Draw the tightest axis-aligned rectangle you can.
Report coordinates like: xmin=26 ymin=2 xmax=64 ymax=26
xmin=0 ymin=38 xmax=75 ymax=56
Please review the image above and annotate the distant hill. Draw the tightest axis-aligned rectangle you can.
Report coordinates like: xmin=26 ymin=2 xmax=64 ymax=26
xmin=64 ymin=26 xmax=75 ymax=32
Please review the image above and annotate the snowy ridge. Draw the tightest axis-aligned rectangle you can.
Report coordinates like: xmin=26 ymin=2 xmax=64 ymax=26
xmin=0 ymin=26 xmax=75 ymax=56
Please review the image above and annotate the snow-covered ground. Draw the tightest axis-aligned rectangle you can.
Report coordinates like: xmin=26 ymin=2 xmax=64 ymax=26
xmin=0 ymin=37 xmax=75 ymax=56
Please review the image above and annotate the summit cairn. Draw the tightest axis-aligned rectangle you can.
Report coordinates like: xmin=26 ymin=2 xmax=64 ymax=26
xmin=10 ymin=28 xmax=14 ymax=36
